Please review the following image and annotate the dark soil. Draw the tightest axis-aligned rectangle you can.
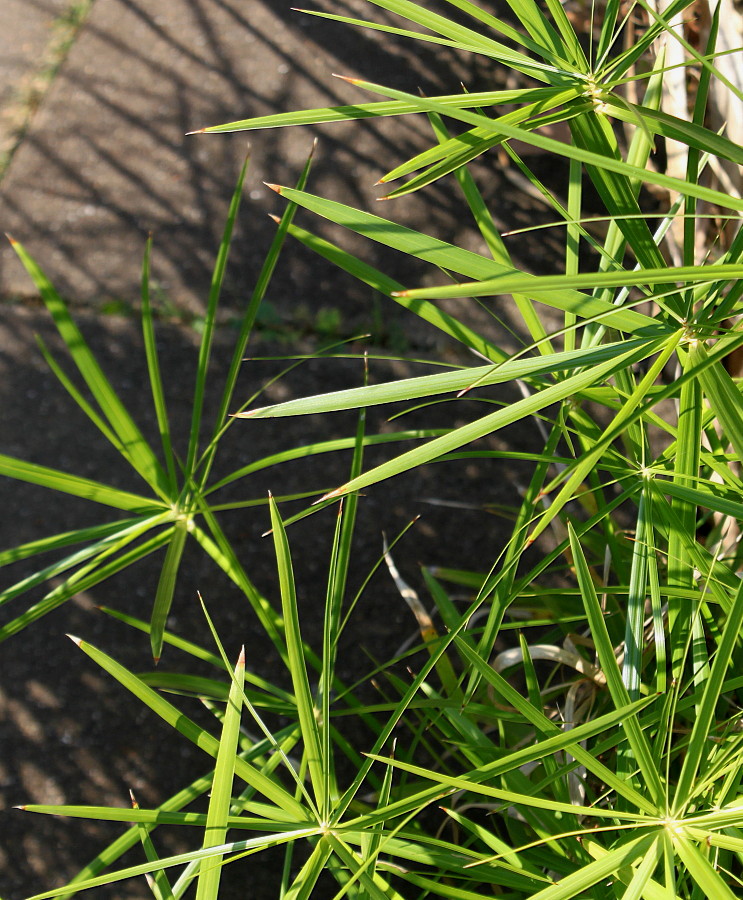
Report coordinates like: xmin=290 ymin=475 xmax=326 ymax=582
xmin=0 ymin=307 xmax=550 ymax=899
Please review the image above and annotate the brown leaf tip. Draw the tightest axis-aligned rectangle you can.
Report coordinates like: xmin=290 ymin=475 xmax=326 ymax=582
xmin=315 ymin=486 xmax=347 ymax=504
xmin=66 ymin=634 xmax=82 ymax=646
xmin=264 ymin=182 xmax=283 ymax=194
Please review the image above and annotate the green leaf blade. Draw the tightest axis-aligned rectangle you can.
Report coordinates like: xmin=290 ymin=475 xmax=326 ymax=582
xmin=195 ymin=647 xmax=246 ymax=900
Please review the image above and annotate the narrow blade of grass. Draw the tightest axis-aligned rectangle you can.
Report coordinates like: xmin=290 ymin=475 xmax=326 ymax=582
xmin=241 ymin=338 xmax=658 ymax=418
xmin=140 ymin=236 xmax=177 ymax=491
xmin=20 ymin=804 xmax=309 ymax=830
xmin=622 ymin=486 xmax=650 ymax=703
xmin=425 ymin=105 xmax=511 ymax=262
xmin=661 ymin=480 xmax=743 ymax=522
xmin=281 ymin=838 xmax=333 ymax=900
xmin=198 ymin=89 xmax=568 ymax=134
xmin=584 ymin=836 xmax=665 ymax=899
xmin=195 ymin=647 xmax=245 ymax=900
xmin=0 ymin=453 xmax=164 ymax=512
xmin=364 ymin=718 xmax=657 ymax=820
xmin=47 ymin=734 xmax=292 ymax=899
xmin=206 ymin=431 xmax=445 ymax=494
xmin=199 ymin=144 xmax=317 ymax=487
xmin=320 ymin=406 xmax=368 ymax=818
xmin=397 ymin=264 xmax=743 ymax=305
xmin=667 ymin=359 xmax=702 ymax=678
xmin=269 ymin=495 xmax=325 ymax=813
xmin=10 ymin=238 xmax=171 ymax=499
xmin=35 ymin=336 xmax=127 ymax=459
xmin=150 ymin=518 xmax=190 ymax=662
xmin=186 ymin=154 xmax=249 ymax=476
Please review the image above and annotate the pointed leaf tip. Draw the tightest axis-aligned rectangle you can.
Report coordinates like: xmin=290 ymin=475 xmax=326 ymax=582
xmin=66 ymin=634 xmax=82 ymax=646
xmin=268 ymin=213 xmax=281 ymax=224
xmin=264 ymin=182 xmax=283 ymax=194
xmin=316 ymin=486 xmax=347 ymax=504
xmin=332 ymin=74 xmax=359 ymax=84
xmin=6 ymin=233 xmax=17 ymax=245
xmin=238 ymin=646 xmax=246 ymax=666
xmin=185 ymin=128 xmax=206 ymax=135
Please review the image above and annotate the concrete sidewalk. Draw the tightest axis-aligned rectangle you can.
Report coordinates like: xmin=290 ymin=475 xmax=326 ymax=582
xmin=0 ymin=0 xmax=70 ymax=156
xmin=0 ymin=0 xmax=507 ymax=329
